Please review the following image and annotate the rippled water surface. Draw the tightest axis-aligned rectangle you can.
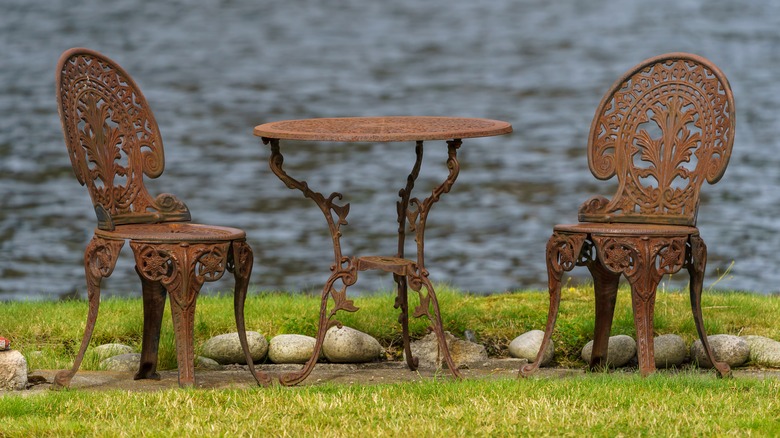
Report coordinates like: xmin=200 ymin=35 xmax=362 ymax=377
xmin=3 ymin=0 xmax=780 ymax=300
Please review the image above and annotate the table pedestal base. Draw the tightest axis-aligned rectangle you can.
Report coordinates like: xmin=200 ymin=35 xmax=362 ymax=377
xmin=267 ymin=137 xmax=466 ymax=386
xmin=279 ymin=256 xmax=462 ymax=386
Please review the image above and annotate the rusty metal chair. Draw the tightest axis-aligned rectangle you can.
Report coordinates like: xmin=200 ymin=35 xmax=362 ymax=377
xmin=520 ymin=53 xmax=735 ymax=378
xmin=55 ymin=48 xmax=270 ymax=387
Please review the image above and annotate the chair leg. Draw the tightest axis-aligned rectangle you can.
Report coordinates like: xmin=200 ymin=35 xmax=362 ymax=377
xmin=394 ymin=274 xmax=418 ymax=370
xmin=134 ymin=268 xmax=166 ymax=380
xmin=166 ymin=249 xmax=199 ymax=388
xmin=688 ymin=235 xmax=731 ymax=377
xmin=132 ymin=242 xmax=231 ymax=387
xmin=55 ymin=236 xmax=123 ymax=388
xmin=628 ymin=281 xmax=659 ymax=377
xmin=587 ymin=259 xmax=621 ymax=370
xmin=167 ymin=243 xmax=235 ymax=387
xmin=520 ymin=232 xmax=585 ymax=377
xmin=230 ymin=240 xmax=272 ymax=386
xmin=520 ymin=260 xmax=562 ymax=377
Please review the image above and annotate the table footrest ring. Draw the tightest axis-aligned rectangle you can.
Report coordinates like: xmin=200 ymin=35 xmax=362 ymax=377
xmin=356 ymin=256 xmax=416 ymax=276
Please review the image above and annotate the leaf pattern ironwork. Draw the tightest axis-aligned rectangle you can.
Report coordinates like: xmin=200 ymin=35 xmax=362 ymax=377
xmin=581 ymin=54 xmax=735 ymax=226
xmin=57 ymin=48 xmax=190 ymax=230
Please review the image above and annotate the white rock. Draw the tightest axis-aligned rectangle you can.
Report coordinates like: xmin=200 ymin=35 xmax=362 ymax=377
xmin=101 ymin=353 xmax=142 ymax=372
xmin=269 ymin=334 xmax=319 ymax=364
xmin=200 ymin=332 xmax=268 ymax=365
xmin=406 ymin=331 xmax=488 ymax=369
xmin=93 ymin=343 xmax=133 ymax=361
xmin=509 ymin=330 xmax=554 ymax=366
xmin=581 ymin=335 xmax=636 ymax=368
xmin=653 ymin=334 xmax=687 ymax=368
xmin=323 ymin=326 xmax=383 ymax=363
xmin=691 ymin=334 xmax=749 ymax=368
xmin=741 ymin=335 xmax=780 ymax=367
xmin=0 ymin=350 xmax=27 ymax=391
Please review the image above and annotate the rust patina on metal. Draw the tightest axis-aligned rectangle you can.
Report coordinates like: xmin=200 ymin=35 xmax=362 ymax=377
xmin=255 ymin=116 xmax=511 ymax=385
xmin=520 ymin=53 xmax=735 ymax=378
xmin=55 ymin=48 xmax=270 ymax=388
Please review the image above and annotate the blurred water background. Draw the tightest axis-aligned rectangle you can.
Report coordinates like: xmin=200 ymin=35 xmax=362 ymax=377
xmin=2 ymin=0 xmax=780 ymax=300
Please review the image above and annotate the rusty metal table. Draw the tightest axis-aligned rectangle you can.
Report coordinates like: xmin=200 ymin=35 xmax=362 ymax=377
xmin=254 ymin=116 xmax=512 ymax=385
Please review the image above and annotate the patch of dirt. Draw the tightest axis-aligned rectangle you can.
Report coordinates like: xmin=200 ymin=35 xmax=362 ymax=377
xmin=12 ymin=359 xmax=534 ymax=393
xmin=7 ymin=360 xmax=778 ymax=395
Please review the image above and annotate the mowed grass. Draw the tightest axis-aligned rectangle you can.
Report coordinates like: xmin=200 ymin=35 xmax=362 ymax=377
xmin=1 ymin=375 xmax=779 ymax=436
xmin=1 ymin=286 xmax=780 ymax=435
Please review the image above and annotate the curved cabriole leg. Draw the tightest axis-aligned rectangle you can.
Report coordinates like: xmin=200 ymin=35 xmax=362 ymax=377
xmin=688 ymin=235 xmax=731 ymax=377
xmin=280 ymin=268 xmax=359 ymax=386
xmin=394 ymin=274 xmax=418 ymax=370
xmin=279 ymin=285 xmax=329 ymax=386
xmin=587 ymin=258 xmax=621 ymax=371
xmin=411 ymin=276 xmax=461 ymax=378
xmin=55 ymin=236 xmax=123 ymax=388
xmin=230 ymin=240 xmax=272 ymax=386
xmin=521 ymin=232 xmax=586 ymax=377
xmin=519 ymin=277 xmax=560 ymax=377
xmin=134 ymin=267 xmax=166 ymax=380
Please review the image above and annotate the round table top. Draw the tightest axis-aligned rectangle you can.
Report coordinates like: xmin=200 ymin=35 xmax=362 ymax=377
xmin=253 ymin=116 xmax=512 ymax=142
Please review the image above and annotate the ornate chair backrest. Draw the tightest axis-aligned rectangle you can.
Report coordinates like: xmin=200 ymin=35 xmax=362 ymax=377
xmin=579 ymin=53 xmax=735 ymax=226
xmin=56 ymin=48 xmax=190 ymax=231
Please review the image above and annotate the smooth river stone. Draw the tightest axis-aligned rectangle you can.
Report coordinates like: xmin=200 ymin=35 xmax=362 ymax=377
xmin=581 ymin=335 xmax=636 ymax=368
xmin=509 ymin=330 xmax=554 ymax=366
xmin=268 ymin=334 xmax=319 ymax=364
xmin=690 ymin=334 xmax=749 ymax=368
xmin=200 ymin=331 xmax=268 ymax=365
xmin=323 ymin=326 xmax=383 ymax=363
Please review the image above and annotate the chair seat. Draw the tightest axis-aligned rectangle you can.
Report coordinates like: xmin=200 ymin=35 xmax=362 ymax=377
xmin=95 ymin=222 xmax=245 ymax=243
xmin=554 ymin=222 xmax=699 ymax=237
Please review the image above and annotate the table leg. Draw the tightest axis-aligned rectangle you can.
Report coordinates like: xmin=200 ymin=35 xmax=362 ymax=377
xmin=402 ymin=139 xmax=463 ymax=378
xmin=267 ymin=139 xmax=361 ymax=385
xmin=394 ymin=141 xmax=423 ymax=370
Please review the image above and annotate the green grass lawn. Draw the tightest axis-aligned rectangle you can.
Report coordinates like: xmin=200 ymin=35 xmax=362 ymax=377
xmin=1 ymin=286 xmax=779 ymax=436
xmin=2 ymin=374 xmax=779 ymax=436
xmin=3 ymin=285 xmax=779 ymax=371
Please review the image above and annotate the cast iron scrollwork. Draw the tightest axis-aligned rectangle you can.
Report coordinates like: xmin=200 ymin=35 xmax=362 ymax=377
xmin=524 ymin=54 xmax=733 ymax=380
xmin=519 ymin=232 xmax=586 ymax=377
xmin=407 ymin=139 xmax=461 ymax=270
xmin=582 ymin=54 xmax=735 ymax=226
xmin=400 ymin=140 xmax=463 ymax=377
xmin=226 ymin=239 xmax=252 ymax=278
xmin=546 ymin=232 xmax=587 ymax=283
xmin=280 ymin=258 xmax=361 ymax=386
xmin=591 ymin=236 xmax=687 ymax=301
xmin=131 ymin=242 xmax=230 ymax=308
xmin=57 ymin=49 xmax=190 ymax=231
xmin=129 ymin=241 xmax=231 ymax=385
xmin=266 ymin=138 xmax=350 ymax=266
xmin=54 ymin=236 xmax=124 ymax=388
